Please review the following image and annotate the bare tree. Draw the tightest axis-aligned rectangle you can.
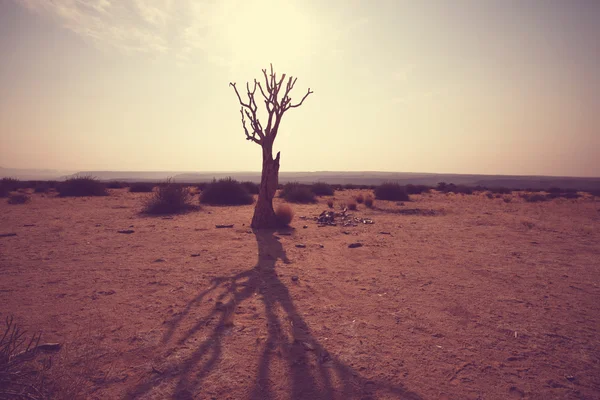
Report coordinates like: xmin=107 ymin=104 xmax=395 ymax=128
xmin=230 ymin=64 xmax=313 ymax=229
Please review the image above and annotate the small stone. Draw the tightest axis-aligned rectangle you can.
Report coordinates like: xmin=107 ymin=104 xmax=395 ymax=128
xmin=215 ymin=224 xmax=234 ymax=228
xmin=379 ymin=231 xmax=391 ymax=235
xmin=191 ymin=254 xmax=200 ymax=257
xmin=0 ymin=233 xmax=17 ymax=238
xmin=117 ymin=229 xmax=135 ymax=234
xmin=295 ymin=244 xmax=306 ymax=248
xmin=154 ymin=258 xmax=166 ymax=263
xmin=348 ymin=242 xmax=363 ymax=248
xmin=291 ymin=276 xmax=299 ymax=282
xmin=319 ymin=244 xmax=324 ymax=248
xmin=303 ymin=225 xmax=308 ymax=229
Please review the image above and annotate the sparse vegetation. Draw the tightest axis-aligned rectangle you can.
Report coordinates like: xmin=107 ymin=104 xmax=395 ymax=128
xmin=364 ymin=194 xmax=374 ymax=208
xmin=311 ymin=182 xmax=334 ymax=196
xmin=327 ymin=199 xmax=334 ymax=208
xmin=275 ymin=204 xmax=294 ymax=226
xmin=280 ymin=182 xmax=316 ymax=204
xmin=200 ymin=178 xmax=254 ymax=206
xmin=375 ymin=182 xmax=409 ymax=201
xmin=33 ymin=181 xmax=56 ymax=193
xmin=129 ymin=182 xmax=155 ymax=193
xmin=58 ymin=176 xmax=108 ymax=197
xmin=347 ymin=200 xmax=357 ymax=211
xmin=8 ymin=193 xmax=30 ymax=204
xmin=355 ymin=193 xmax=364 ymax=204
xmin=143 ymin=179 xmax=198 ymax=214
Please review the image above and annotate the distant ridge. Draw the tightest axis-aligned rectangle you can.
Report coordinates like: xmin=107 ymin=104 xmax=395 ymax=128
xmin=1 ymin=168 xmax=599 ymax=190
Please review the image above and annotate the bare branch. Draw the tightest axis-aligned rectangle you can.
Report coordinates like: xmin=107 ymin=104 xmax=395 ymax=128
xmin=230 ymin=65 xmax=312 ymax=143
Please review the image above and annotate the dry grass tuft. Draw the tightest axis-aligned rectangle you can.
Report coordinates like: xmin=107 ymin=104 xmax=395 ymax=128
xmin=327 ymin=199 xmax=334 ymax=208
xmin=364 ymin=194 xmax=374 ymax=208
xmin=355 ymin=193 xmax=364 ymax=204
xmin=347 ymin=200 xmax=357 ymax=211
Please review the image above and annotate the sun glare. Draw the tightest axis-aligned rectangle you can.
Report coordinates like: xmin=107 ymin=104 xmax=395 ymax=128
xmin=218 ymin=0 xmax=318 ymax=68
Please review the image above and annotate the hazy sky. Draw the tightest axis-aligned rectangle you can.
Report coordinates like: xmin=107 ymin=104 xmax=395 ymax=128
xmin=1 ymin=0 xmax=599 ymax=176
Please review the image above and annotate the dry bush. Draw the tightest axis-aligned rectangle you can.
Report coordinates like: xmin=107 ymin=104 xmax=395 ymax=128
xmin=241 ymin=181 xmax=260 ymax=195
xmin=58 ymin=176 xmax=108 ymax=197
xmin=1 ymin=315 xmax=44 ymax=399
xmin=200 ymin=178 xmax=254 ymax=205
xmin=0 ymin=186 xmax=8 ymax=198
xmin=355 ymin=193 xmax=364 ymax=204
xmin=327 ymin=199 xmax=334 ymax=208
xmin=275 ymin=204 xmax=294 ymax=226
xmin=364 ymin=194 xmax=374 ymax=208
xmin=503 ymin=196 xmax=512 ymax=203
xmin=347 ymin=200 xmax=357 ymax=211
xmin=129 ymin=182 xmax=155 ymax=193
xmin=375 ymin=182 xmax=409 ymax=201
xmin=1 ymin=178 xmax=20 ymax=192
xmin=311 ymin=182 xmax=334 ymax=196
xmin=405 ymin=184 xmax=432 ymax=195
xmin=280 ymin=182 xmax=316 ymax=204
xmin=522 ymin=193 xmax=548 ymax=203
xmin=143 ymin=179 xmax=199 ymax=215
xmin=106 ymin=181 xmax=128 ymax=189
xmin=8 ymin=193 xmax=30 ymax=205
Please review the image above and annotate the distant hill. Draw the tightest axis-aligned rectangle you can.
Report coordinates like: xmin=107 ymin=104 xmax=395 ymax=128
xmin=2 ymin=168 xmax=599 ymax=190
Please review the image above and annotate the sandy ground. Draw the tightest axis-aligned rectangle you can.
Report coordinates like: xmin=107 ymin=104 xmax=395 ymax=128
xmin=1 ymin=189 xmax=599 ymax=400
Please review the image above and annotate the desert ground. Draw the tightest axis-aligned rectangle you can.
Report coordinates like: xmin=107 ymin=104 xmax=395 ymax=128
xmin=1 ymin=189 xmax=599 ymax=399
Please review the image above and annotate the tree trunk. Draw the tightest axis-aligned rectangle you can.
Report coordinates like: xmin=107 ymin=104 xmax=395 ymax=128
xmin=251 ymin=140 xmax=281 ymax=229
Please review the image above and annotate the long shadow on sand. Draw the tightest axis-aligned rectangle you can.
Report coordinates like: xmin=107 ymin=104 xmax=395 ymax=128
xmin=128 ymin=230 xmax=421 ymax=399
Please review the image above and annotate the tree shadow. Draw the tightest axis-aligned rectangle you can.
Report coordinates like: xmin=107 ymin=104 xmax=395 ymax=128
xmin=128 ymin=230 xmax=421 ymax=400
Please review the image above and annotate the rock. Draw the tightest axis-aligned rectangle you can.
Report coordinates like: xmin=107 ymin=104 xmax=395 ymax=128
xmin=117 ymin=230 xmax=135 ymax=234
xmin=319 ymin=244 xmax=324 ymax=248
xmin=303 ymin=225 xmax=308 ymax=229
xmin=0 ymin=233 xmax=17 ymax=238
xmin=291 ymin=276 xmax=299 ymax=282
xmin=216 ymin=224 xmax=234 ymax=228
xmin=343 ymin=231 xmax=351 ymax=235
xmin=23 ymin=224 xmax=35 ymax=227
xmin=153 ymin=258 xmax=166 ymax=263
xmin=295 ymin=244 xmax=306 ymax=248
xmin=348 ymin=242 xmax=363 ymax=248
xmin=191 ymin=254 xmax=200 ymax=257
xmin=379 ymin=231 xmax=391 ymax=235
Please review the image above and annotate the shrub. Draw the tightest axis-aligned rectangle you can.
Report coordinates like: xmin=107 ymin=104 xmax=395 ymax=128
xmin=364 ymin=194 xmax=374 ymax=208
xmin=523 ymin=193 xmax=548 ymax=203
xmin=0 ymin=186 xmax=8 ymax=198
xmin=374 ymin=182 xmax=409 ymax=201
xmin=280 ymin=182 xmax=316 ymax=204
xmin=129 ymin=182 xmax=155 ymax=193
xmin=489 ymin=187 xmax=512 ymax=194
xmin=107 ymin=181 xmax=128 ymax=189
xmin=485 ymin=192 xmax=494 ymax=199
xmin=275 ymin=204 xmax=294 ymax=226
xmin=327 ymin=199 xmax=334 ymax=208
xmin=8 ymin=193 xmax=30 ymax=204
xmin=33 ymin=181 xmax=55 ymax=193
xmin=347 ymin=200 xmax=357 ymax=210
xmin=200 ymin=177 xmax=254 ymax=205
xmin=57 ymin=176 xmax=108 ymax=197
xmin=143 ymin=179 xmax=198 ymax=214
xmin=241 ymin=181 xmax=260 ymax=195
xmin=1 ymin=177 xmax=20 ymax=192
xmin=355 ymin=193 xmax=364 ymax=204
xmin=405 ymin=184 xmax=432 ymax=195
xmin=311 ymin=182 xmax=334 ymax=196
